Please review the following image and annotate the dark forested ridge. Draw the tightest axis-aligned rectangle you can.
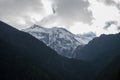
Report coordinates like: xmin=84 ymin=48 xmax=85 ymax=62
xmin=0 ymin=21 xmax=94 ymax=80
xmin=96 ymin=56 xmax=120 ymax=80
xmin=76 ymin=33 xmax=120 ymax=59
xmin=75 ymin=32 xmax=120 ymax=79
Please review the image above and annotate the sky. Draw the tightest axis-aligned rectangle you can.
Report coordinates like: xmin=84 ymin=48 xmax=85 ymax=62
xmin=0 ymin=0 xmax=120 ymax=36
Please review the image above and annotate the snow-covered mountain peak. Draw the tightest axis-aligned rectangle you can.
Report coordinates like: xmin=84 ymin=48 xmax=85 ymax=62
xmin=22 ymin=25 xmax=95 ymax=58
xmin=25 ymin=24 xmax=48 ymax=32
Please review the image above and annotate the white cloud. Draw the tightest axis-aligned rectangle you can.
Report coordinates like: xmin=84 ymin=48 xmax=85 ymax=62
xmin=51 ymin=0 xmax=93 ymax=24
xmin=69 ymin=22 xmax=93 ymax=34
xmin=97 ymin=0 xmax=120 ymax=10
xmin=87 ymin=0 xmax=120 ymax=35
xmin=0 ymin=0 xmax=120 ymax=36
xmin=0 ymin=0 xmax=45 ymax=29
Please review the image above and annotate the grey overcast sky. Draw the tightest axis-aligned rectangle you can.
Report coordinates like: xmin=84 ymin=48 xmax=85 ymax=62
xmin=0 ymin=0 xmax=120 ymax=36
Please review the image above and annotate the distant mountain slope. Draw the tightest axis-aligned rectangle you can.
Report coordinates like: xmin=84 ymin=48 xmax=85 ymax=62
xmin=0 ymin=21 xmax=94 ymax=80
xmin=22 ymin=25 xmax=93 ymax=58
xmin=74 ymin=33 xmax=120 ymax=76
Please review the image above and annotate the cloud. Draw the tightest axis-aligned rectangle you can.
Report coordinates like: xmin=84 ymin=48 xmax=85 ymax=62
xmin=0 ymin=0 xmax=44 ymax=29
xmin=117 ymin=26 xmax=120 ymax=30
xmin=97 ymin=0 xmax=120 ymax=10
xmin=97 ymin=0 xmax=115 ymax=5
xmin=0 ymin=0 xmax=43 ymax=15
xmin=51 ymin=0 xmax=93 ymax=25
xmin=82 ymin=32 xmax=96 ymax=38
xmin=0 ymin=0 xmax=119 ymax=36
xmin=0 ymin=0 xmax=94 ymax=29
xmin=104 ymin=21 xmax=118 ymax=29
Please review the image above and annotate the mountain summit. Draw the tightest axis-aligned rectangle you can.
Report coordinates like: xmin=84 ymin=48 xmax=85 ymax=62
xmin=23 ymin=25 xmax=94 ymax=58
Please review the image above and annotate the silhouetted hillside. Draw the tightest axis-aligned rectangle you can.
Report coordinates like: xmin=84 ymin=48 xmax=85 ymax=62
xmin=75 ymin=33 xmax=120 ymax=79
xmin=0 ymin=21 xmax=93 ymax=80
